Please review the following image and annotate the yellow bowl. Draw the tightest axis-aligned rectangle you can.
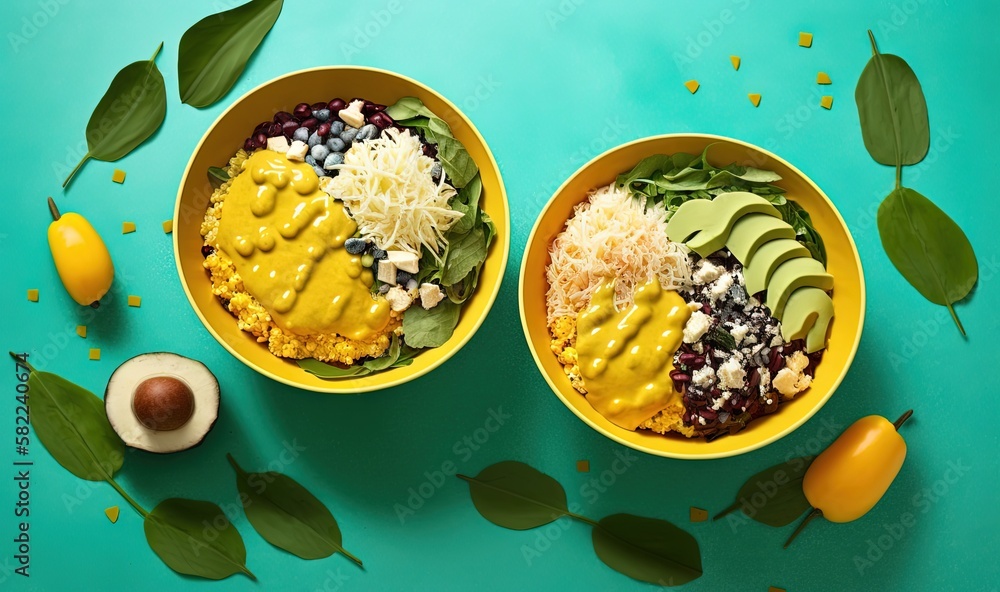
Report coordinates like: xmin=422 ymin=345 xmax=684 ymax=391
xmin=519 ymin=134 xmax=864 ymax=459
xmin=174 ymin=67 xmax=509 ymax=393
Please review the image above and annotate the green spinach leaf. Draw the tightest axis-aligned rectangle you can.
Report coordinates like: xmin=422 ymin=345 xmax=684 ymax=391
xmin=401 ymin=300 xmax=461 ymax=348
xmin=592 ymin=514 xmax=703 ymax=586
xmin=714 ymin=457 xmax=814 ymax=527
xmin=776 ymin=201 xmax=827 ymax=266
xmin=144 ymin=498 xmax=255 ymax=580
xmin=387 ymin=97 xmax=478 ymax=187
xmin=458 ymin=461 xmax=569 ymax=530
xmin=297 ymin=334 xmax=416 ymax=379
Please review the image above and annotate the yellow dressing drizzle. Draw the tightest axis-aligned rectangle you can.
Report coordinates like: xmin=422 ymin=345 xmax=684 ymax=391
xmin=217 ymin=149 xmax=390 ymax=339
xmin=576 ymin=278 xmax=691 ymax=430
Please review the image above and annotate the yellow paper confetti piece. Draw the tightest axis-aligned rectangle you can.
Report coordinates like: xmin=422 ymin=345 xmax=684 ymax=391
xmin=89 ymin=348 xmax=101 ymax=361
xmin=105 ymin=506 xmax=120 ymax=524
xmin=684 ymin=80 xmax=700 ymax=94
xmin=748 ymin=93 xmax=762 ymax=107
xmin=820 ymin=95 xmax=834 ymax=109
xmin=112 ymin=169 xmax=126 ymax=184
xmin=690 ymin=507 xmax=709 ymax=522
xmin=798 ymin=32 xmax=813 ymax=47
xmin=76 ymin=325 xmax=87 ymax=338
xmin=730 ymin=55 xmax=741 ymax=70
xmin=128 ymin=295 xmax=142 ymax=307
xmin=26 ymin=289 xmax=38 ymax=302
xmin=122 ymin=221 xmax=136 ymax=234
xmin=817 ymin=71 xmax=832 ymax=84
xmin=162 ymin=219 xmax=173 ymax=234
xmin=576 ymin=460 xmax=590 ymax=473
xmin=769 ymin=587 xmax=787 ymax=592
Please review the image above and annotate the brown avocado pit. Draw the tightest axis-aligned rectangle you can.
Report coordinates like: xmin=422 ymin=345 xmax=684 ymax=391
xmin=132 ymin=376 xmax=196 ymax=431
xmin=105 ymin=352 xmax=220 ymax=454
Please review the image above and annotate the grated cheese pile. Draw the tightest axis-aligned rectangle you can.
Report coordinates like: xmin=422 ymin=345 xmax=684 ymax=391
xmin=328 ymin=127 xmax=462 ymax=260
xmin=546 ymin=184 xmax=691 ymax=322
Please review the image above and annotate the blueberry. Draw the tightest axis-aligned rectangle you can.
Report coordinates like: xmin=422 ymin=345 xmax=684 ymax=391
xmin=431 ymin=163 xmax=442 ymax=180
xmin=307 ymin=131 xmax=322 ymax=147
xmin=305 ymin=155 xmax=317 ymax=166
xmin=325 ymin=137 xmax=346 ymax=152
xmin=323 ymin=152 xmax=344 ymax=170
xmin=345 ymin=238 xmax=367 ymax=254
xmin=292 ymin=127 xmax=310 ymax=142
xmin=329 ymin=121 xmax=345 ymax=136
xmin=357 ymin=124 xmax=379 ymax=141
xmin=310 ymin=144 xmax=330 ymax=162
xmin=312 ymin=165 xmax=326 ymax=178
xmin=371 ymin=248 xmax=387 ymax=260
xmin=313 ymin=108 xmax=331 ymax=122
xmin=396 ymin=270 xmax=413 ymax=284
xmin=405 ymin=278 xmax=418 ymax=291
xmin=340 ymin=127 xmax=359 ymax=143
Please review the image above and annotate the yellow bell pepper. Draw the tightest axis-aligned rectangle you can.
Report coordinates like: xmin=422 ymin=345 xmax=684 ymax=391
xmin=785 ymin=410 xmax=912 ymax=547
xmin=47 ymin=197 xmax=114 ymax=307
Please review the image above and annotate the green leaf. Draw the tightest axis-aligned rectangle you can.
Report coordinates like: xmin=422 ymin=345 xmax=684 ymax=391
xmin=63 ymin=43 xmax=166 ymax=188
xmin=401 ymin=300 xmax=461 ymax=348
xmin=704 ymin=326 xmax=737 ymax=351
xmin=441 ymin=225 xmax=486 ymax=286
xmin=388 ymin=97 xmax=478 ymax=187
xmin=208 ymin=166 xmax=230 ymax=189
xmin=450 ymin=173 xmax=482 ymax=235
xmin=855 ymin=31 xmax=930 ymax=167
xmin=878 ymin=187 xmax=977 ymax=335
xmin=458 ymin=461 xmax=569 ymax=530
xmin=144 ymin=498 xmax=255 ymax=580
xmin=178 ymin=0 xmax=283 ymax=108
xmin=592 ymin=514 xmax=703 ymax=586
xmin=714 ymin=457 xmax=813 ymax=527
xmin=15 ymin=355 xmax=123 ymax=481
xmin=616 ymin=155 xmax=678 ymax=192
xmin=776 ymin=200 xmax=827 ymax=266
xmin=226 ymin=455 xmax=362 ymax=566
xmin=296 ymin=334 xmax=417 ymax=379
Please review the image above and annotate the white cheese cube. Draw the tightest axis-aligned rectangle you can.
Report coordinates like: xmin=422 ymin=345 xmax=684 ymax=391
xmin=683 ymin=311 xmax=712 ymax=344
xmin=717 ymin=357 xmax=746 ymax=390
xmin=266 ymin=136 xmax=289 ymax=153
xmin=338 ymin=100 xmax=365 ymax=128
xmin=692 ymin=366 xmax=716 ymax=388
xmin=710 ymin=272 xmax=734 ymax=302
xmin=386 ymin=250 xmax=419 ymax=273
xmin=286 ymin=140 xmax=308 ymax=162
xmin=730 ymin=324 xmax=749 ymax=345
xmin=419 ymin=283 xmax=445 ymax=309
xmin=377 ymin=260 xmax=397 ymax=285
xmin=693 ymin=260 xmax=723 ymax=285
xmin=385 ymin=285 xmax=413 ymax=312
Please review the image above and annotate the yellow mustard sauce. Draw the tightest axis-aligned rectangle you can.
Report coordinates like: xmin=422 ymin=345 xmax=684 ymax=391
xmin=217 ymin=149 xmax=390 ymax=339
xmin=576 ymin=278 xmax=691 ymax=430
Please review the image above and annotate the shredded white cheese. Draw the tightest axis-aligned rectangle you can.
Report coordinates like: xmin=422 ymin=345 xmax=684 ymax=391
xmin=545 ymin=184 xmax=692 ymax=323
xmin=329 ymin=128 xmax=462 ymax=260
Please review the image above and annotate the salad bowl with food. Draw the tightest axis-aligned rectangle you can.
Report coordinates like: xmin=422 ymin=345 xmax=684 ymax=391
xmin=520 ymin=134 xmax=864 ymax=459
xmin=175 ymin=67 xmax=509 ymax=392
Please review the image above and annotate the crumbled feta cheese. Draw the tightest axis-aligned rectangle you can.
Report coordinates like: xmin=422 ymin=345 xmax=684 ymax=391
xmin=759 ymin=367 xmax=772 ymax=394
xmin=693 ymin=260 xmax=723 ymax=285
xmin=266 ymin=136 xmax=289 ymax=152
xmin=386 ymin=250 xmax=419 ymax=273
xmin=773 ymin=367 xmax=811 ymax=398
xmin=286 ymin=140 xmax=308 ymax=162
xmin=419 ymin=283 xmax=445 ymax=309
xmin=683 ymin=311 xmax=712 ymax=343
xmin=770 ymin=334 xmax=784 ymax=347
xmin=722 ymin=391 xmax=732 ymax=400
xmin=718 ymin=357 xmax=746 ymax=389
xmin=385 ymin=285 xmax=413 ymax=312
xmin=338 ymin=100 xmax=365 ymax=128
xmin=377 ymin=260 xmax=397 ymax=285
xmin=711 ymin=398 xmax=725 ymax=410
xmin=786 ymin=350 xmax=809 ymax=373
xmin=698 ymin=416 xmax=707 ymax=425
xmin=710 ymin=272 xmax=734 ymax=302
xmin=692 ymin=342 xmax=704 ymax=354
xmin=730 ymin=324 xmax=749 ymax=345
xmin=692 ymin=366 xmax=716 ymax=388
xmin=687 ymin=301 xmax=703 ymax=312
xmin=744 ymin=334 xmax=758 ymax=345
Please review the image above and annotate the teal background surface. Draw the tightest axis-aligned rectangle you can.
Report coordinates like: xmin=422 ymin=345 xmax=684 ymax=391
xmin=2 ymin=0 xmax=997 ymax=590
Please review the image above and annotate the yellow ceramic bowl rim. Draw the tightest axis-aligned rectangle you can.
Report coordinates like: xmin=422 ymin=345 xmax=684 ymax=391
xmin=174 ymin=66 xmax=510 ymax=393
xmin=519 ymin=133 xmax=865 ymax=459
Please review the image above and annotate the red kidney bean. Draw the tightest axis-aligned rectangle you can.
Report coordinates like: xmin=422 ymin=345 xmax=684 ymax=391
xmin=201 ymin=245 xmax=215 ymax=257
xmin=300 ymin=117 xmax=319 ymax=131
xmin=422 ymin=143 xmax=438 ymax=158
xmin=362 ymin=101 xmax=386 ymax=115
xmin=274 ymin=111 xmax=294 ymax=124
xmin=747 ymin=368 xmax=761 ymax=390
xmin=700 ymin=408 xmax=718 ymax=420
xmin=670 ymin=370 xmax=691 ymax=382
xmin=316 ymin=122 xmax=331 ymax=137
xmin=254 ymin=121 xmax=271 ymax=134
xmin=243 ymin=137 xmax=255 ymax=151
xmin=369 ymin=111 xmax=393 ymax=129
xmin=691 ymin=356 xmax=706 ymax=368
xmin=678 ymin=353 xmax=698 ymax=365
xmin=768 ymin=349 xmax=783 ymax=373
xmin=281 ymin=120 xmax=299 ymax=137
xmin=711 ymin=388 xmax=722 ymax=397
xmin=311 ymin=101 xmax=327 ymax=112
xmin=268 ymin=122 xmax=282 ymax=136
xmin=254 ymin=132 xmax=267 ymax=147
xmin=701 ymin=303 xmax=712 ymax=314
xmin=328 ymin=98 xmax=347 ymax=113
xmin=293 ymin=103 xmax=312 ymax=119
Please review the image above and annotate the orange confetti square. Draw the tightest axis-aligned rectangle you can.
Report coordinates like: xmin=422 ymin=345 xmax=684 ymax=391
xmin=748 ymin=93 xmax=762 ymax=107
xmin=112 ymin=169 xmax=126 ymax=184
xmin=730 ymin=55 xmax=741 ymax=71
xmin=105 ymin=506 xmax=120 ymax=524
xmin=690 ymin=507 xmax=709 ymax=522
xmin=89 ymin=348 xmax=101 ymax=361
xmin=769 ymin=587 xmax=787 ymax=592
xmin=128 ymin=295 xmax=141 ymax=307
xmin=820 ymin=96 xmax=834 ymax=109
xmin=798 ymin=32 xmax=813 ymax=47
xmin=576 ymin=460 xmax=590 ymax=473
xmin=162 ymin=219 xmax=173 ymax=234
xmin=26 ymin=289 xmax=38 ymax=302
xmin=122 ymin=221 xmax=136 ymax=234
xmin=817 ymin=71 xmax=832 ymax=84
xmin=76 ymin=325 xmax=87 ymax=338
xmin=684 ymin=80 xmax=700 ymax=94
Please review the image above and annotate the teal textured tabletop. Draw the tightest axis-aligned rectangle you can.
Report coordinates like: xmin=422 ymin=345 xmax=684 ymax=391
xmin=2 ymin=0 xmax=997 ymax=590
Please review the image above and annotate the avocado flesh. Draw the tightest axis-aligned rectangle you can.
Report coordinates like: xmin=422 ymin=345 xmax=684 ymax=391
xmin=667 ymin=192 xmax=781 ymax=257
xmin=766 ymin=257 xmax=834 ymax=319
xmin=744 ymin=238 xmax=812 ymax=295
xmin=780 ymin=287 xmax=835 ymax=353
xmin=727 ymin=214 xmax=797 ymax=263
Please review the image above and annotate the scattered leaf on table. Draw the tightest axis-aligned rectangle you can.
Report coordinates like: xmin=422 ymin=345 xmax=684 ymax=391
xmin=878 ymin=187 xmax=977 ymax=334
xmin=592 ymin=513 xmax=703 ymax=586
xmin=684 ymin=80 xmax=700 ymax=94
xmin=855 ymin=32 xmax=929 ymax=167
xmin=458 ymin=461 xmax=569 ymax=530
xmin=714 ymin=457 xmax=813 ymax=527
xmin=178 ymin=0 xmax=284 ymax=108
xmin=63 ymin=43 xmax=166 ymax=188
xmin=227 ymin=454 xmax=362 ymax=566
xmin=12 ymin=354 xmax=123 ymax=481
xmin=144 ymin=498 xmax=255 ymax=581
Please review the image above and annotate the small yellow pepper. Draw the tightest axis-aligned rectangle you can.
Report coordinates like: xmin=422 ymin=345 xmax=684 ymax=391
xmin=47 ymin=197 xmax=114 ymax=307
xmin=785 ymin=410 xmax=912 ymax=547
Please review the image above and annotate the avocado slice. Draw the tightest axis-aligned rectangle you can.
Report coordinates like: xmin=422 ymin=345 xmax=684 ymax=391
xmin=743 ymin=239 xmax=812 ymax=295
xmin=668 ymin=192 xmax=781 ymax=257
xmin=726 ymin=214 xmax=796 ymax=263
xmin=766 ymin=257 xmax=834 ymax=319
xmin=780 ymin=287 xmax=834 ymax=353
